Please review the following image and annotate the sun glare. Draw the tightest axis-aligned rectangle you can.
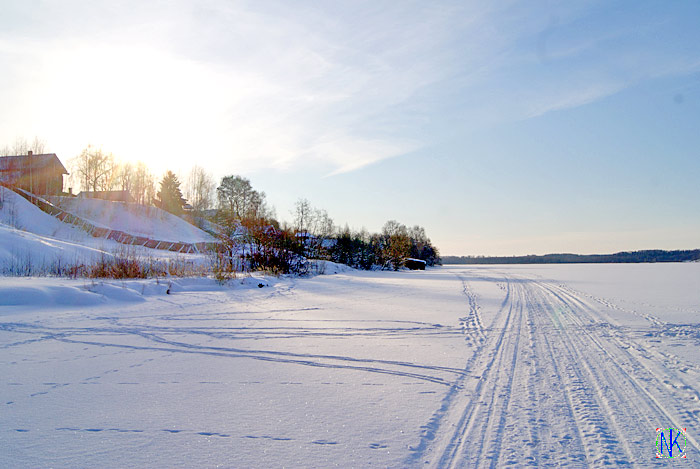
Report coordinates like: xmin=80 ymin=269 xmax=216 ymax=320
xmin=39 ymin=44 xmax=233 ymax=174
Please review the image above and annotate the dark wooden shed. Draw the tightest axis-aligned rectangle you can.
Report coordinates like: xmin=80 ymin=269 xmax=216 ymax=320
xmin=405 ymin=258 xmax=427 ymax=270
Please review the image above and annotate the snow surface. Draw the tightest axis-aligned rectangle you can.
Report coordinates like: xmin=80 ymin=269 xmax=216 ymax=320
xmin=1 ymin=264 xmax=699 ymax=467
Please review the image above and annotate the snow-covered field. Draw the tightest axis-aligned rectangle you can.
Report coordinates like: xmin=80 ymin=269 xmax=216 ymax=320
xmin=1 ymin=264 xmax=699 ymax=467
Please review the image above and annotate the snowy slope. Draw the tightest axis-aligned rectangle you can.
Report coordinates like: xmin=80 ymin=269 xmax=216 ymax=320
xmin=0 ymin=187 xmax=116 ymax=270
xmin=0 ymin=187 xmax=209 ymax=273
xmin=1 ymin=264 xmax=698 ymax=467
xmin=1 ymin=187 xmax=88 ymax=242
xmin=50 ymin=196 xmax=215 ymax=243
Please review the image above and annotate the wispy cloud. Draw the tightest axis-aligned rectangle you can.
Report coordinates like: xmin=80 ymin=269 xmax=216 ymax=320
xmin=1 ymin=0 xmax=699 ymax=178
xmin=0 ymin=1 xmax=458 ymax=176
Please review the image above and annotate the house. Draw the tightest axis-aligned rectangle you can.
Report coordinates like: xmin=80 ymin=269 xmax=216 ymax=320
xmin=0 ymin=151 xmax=68 ymax=195
xmin=78 ymin=190 xmax=135 ymax=203
xmin=295 ymin=231 xmax=316 ymax=244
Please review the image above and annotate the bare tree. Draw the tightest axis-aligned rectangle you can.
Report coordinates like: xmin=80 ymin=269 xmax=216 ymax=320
xmin=11 ymin=137 xmax=29 ymax=156
xmin=184 ymin=165 xmax=215 ymax=212
xmin=131 ymin=162 xmax=155 ymax=205
xmin=114 ymin=161 xmax=134 ymax=193
xmin=0 ymin=136 xmax=47 ymax=156
xmin=309 ymin=208 xmax=334 ymax=257
xmin=70 ymin=145 xmax=116 ymax=192
xmin=314 ymin=209 xmax=334 ymax=238
xmin=293 ymin=198 xmax=313 ymax=234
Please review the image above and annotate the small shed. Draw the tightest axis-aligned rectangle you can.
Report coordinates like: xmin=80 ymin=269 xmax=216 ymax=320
xmin=0 ymin=151 xmax=67 ymax=195
xmin=405 ymin=258 xmax=427 ymax=270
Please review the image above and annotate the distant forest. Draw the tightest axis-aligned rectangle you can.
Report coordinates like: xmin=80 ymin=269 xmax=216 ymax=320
xmin=443 ymin=249 xmax=700 ymax=264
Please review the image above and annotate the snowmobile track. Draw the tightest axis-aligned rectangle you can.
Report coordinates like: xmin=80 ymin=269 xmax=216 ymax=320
xmin=414 ymin=270 xmax=700 ymax=467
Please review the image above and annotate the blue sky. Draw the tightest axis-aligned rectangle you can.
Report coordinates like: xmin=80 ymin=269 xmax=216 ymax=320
xmin=1 ymin=1 xmax=699 ymax=255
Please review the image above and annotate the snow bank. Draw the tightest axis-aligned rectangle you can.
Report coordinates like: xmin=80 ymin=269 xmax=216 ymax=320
xmin=0 ymin=278 xmax=107 ymax=308
xmin=0 ymin=275 xmax=285 ymax=310
xmin=0 ymin=224 xmax=116 ymax=272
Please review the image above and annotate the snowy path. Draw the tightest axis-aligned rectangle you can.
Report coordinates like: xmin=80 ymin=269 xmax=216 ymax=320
xmin=414 ymin=267 xmax=700 ymax=467
xmin=1 ymin=265 xmax=699 ymax=467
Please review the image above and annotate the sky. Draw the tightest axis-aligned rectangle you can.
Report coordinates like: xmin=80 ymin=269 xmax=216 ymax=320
xmin=1 ymin=0 xmax=699 ymax=256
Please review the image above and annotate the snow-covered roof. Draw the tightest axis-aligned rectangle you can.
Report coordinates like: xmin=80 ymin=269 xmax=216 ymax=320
xmin=295 ymin=231 xmax=316 ymax=239
xmin=406 ymin=258 xmax=427 ymax=264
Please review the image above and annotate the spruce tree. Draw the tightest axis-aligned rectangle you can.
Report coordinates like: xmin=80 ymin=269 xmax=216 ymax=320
xmin=157 ymin=171 xmax=185 ymax=215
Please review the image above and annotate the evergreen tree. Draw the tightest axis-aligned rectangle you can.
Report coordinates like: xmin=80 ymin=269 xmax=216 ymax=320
xmin=157 ymin=171 xmax=186 ymax=215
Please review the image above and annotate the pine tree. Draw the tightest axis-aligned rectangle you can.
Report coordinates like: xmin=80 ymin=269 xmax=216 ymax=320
xmin=157 ymin=171 xmax=186 ymax=215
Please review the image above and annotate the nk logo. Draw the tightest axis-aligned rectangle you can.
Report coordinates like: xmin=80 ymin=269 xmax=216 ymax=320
xmin=655 ymin=428 xmax=687 ymax=459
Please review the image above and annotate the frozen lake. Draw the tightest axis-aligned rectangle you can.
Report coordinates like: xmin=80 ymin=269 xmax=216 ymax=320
xmin=1 ymin=263 xmax=699 ymax=467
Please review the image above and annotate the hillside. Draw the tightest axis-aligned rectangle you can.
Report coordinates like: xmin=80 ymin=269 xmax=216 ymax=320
xmin=0 ymin=187 xmax=209 ymax=274
xmin=49 ymin=196 xmax=215 ymax=244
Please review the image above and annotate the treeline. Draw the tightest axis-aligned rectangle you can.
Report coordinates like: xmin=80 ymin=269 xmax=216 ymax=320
xmin=3 ymin=137 xmax=441 ymax=275
xmin=443 ymin=249 xmax=700 ymax=264
xmin=210 ymin=178 xmax=441 ymax=275
xmin=331 ymin=223 xmax=441 ymax=270
xmin=149 ymin=166 xmax=441 ymax=274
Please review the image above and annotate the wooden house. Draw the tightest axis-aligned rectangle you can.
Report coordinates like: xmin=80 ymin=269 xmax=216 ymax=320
xmin=0 ymin=151 xmax=67 ymax=195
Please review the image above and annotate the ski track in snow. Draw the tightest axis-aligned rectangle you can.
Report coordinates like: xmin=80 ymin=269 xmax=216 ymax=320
xmin=410 ymin=269 xmax=700 ymax=467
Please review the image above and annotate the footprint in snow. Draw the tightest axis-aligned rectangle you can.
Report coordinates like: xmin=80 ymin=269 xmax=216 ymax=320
xmin=369 ymin=443 xmax=388 ymax=449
